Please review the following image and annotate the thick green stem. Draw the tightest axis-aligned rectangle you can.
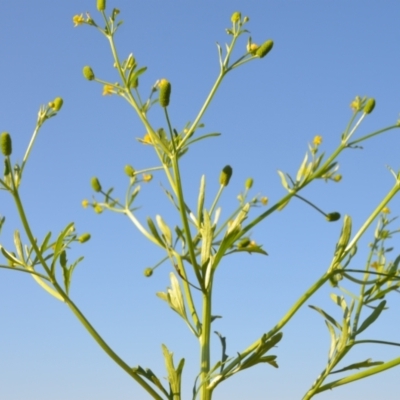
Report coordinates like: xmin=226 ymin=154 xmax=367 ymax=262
xmin=200 ymin=287 xmax=213 ymax=400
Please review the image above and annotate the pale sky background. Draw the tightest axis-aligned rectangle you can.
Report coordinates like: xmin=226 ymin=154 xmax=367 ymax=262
xmin=1 ymin=1 xmax=400 ymax=399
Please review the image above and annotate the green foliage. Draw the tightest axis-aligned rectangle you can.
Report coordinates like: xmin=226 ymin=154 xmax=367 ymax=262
xmin=1 ymin=3 xmax=400 ymax=400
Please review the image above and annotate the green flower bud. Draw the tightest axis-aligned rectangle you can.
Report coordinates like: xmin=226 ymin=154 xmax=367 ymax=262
xmin=50 ymin=97 xmax=63 ymax=111
xmin=97 ymin=0 xmax=106 ymax=11
xmin=326 ymin=212 xmax=341 ymax=222
xmin=364 ymin=98 xmax=376 ymax=114
xmin=83 ymin=66 xmax=95 ymax=81
xmin=91 ymin=177 xmax=102 ymax=192
xmin=245 ymin=178 xmax=253 ymax=190
xmin=220 ymin=165 xmax=233 ymax=187
xmin=143 ymin=267 xmax=153 ymax=277
xmin=0 ymin=132 xmax=12 ymax=156
xmin=256 ymin=40 xmax=274 ymax=58
xmin=78 ymin=233 xmax=91 ymax=243
xmin=231 ymin=11 xmax=241 ymax=23
xmin=124 ymin=165 xmax=135 ymax=177
xmin=237 ymin=238 xmax=251 ymax=248
xmin=158 ymin=79 xmax=171 ymax=108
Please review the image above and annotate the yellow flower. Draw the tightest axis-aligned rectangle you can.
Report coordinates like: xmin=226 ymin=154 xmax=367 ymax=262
xmin=350 ymin=96 xmax=366 ymax=112
xmin=143 ymin=173 xmax=153 ymax=182
xmin=247 ymin=43 xmax=259 ymax=54
xmin=313 ymin=135 xmax=322 ymax=146
xmin=73 ymin=14 xmax=85 ymax=27
xmin=143 ymin=133 xmax=153 ymax=144
xmin=382 ymin=206 xmax=390 ymax=214
xmin=94 ymin=204 xmax=103 ymax=214
xmin=82 ymin=199 xmax=89 ymax=208
xmin=260 ymin=196 xmax=268 ymax=205
xmin=102 ymin=84 xmax=115 ymax=96
xmin=370 ymin=261 xmax=380 ymax=269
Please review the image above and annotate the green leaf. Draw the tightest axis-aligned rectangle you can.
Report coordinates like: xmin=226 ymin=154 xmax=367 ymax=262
xmin=162 ymin=344 xmax=185 ymax=397
xmin=356 ymin=300 xmax=386 ymax=335
xmin=325 ymin=320 xmax=338 ymax=360
xmin=156 ymin=215 xmax=172 ymax=246
xmin=330 ymin=359 xmax=384 ymax=374
xmin=13 ymin=230 xmax=24 ymax=263
xmin=309 ymin=305 xmax=342 ymax=330
xmin=197 ymin=175 xmax=206 ymax=227
xmin=200 ymin=210 xmax=213 ymax=266
xmin=146 ymin=217 xmax=164 ymax=247
xmin=277 ymin=170 xmax=291 ymax=191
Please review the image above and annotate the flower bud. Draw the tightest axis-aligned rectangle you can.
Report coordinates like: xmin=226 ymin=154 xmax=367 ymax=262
xmin=78 ymin=233 xmax=91 ymax=243
xmin=220 ymin=165 xmax=233 ymax=187
xmin=237 ymin=238 xmax=251 ymax=248
xmin=124 ymin=165 xmax=135 ymax=177
xmin=364 ymin=98 xmax=376 ymax=114
xmin=97 ymin=0 xmax=106 ymax=11
xmin=143 ymin=267 xmax=153 ymax=277
xmin=83 ymin=66 xmax=95 ymax=81
xmin=256 ymin=40 xmax=274 ymax=58
xmin=245 ymin=178 xmax=253 ymax=189
xmin=231 ymin=12 xmax=241 ymax=23
xmin=158 ymin=79 xmax=171 ymax=107
xmin=326 ymin=212 xmax=341 ymax=222
xmin=50 ymin=97 xmax=63 ymax=111
xmin=91 ymin=177 xmax=102 ymax=192
xmin=0 ymin=132 xmax=12 ymax=156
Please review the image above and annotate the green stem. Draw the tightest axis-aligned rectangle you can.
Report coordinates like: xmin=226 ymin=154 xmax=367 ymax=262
xmin=200 ymin=286 xmax=213 ymax=400
xmin=164 ymin=108 xmax=204 ymax=289
xmin=220 ymin=269 xmax=332 ymax=378
xmin=348 ymin=125 xmax=399 ymax=146
xmin=12 ymin=188 xmax=164 ymax=399
xmin=314 ymin=356 xmax=400 ymax=394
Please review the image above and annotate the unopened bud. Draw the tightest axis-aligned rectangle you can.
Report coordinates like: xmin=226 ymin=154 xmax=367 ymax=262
xmin=91 ymin=177 xmax=102 ymax=192
xmin=50 ymin=97 xmax=63 ymax=111
xmin=97 ymin=0 xmax=106 ymax=11
xmin=78 ymin=233 xmax=91 ymax=243
xmin=144 ymin=267 xmax=153 ymax=277
xmin=326 ymin=212 xmax=341 ymax=222
xmin=245 ymin=178 xmax=253 ymax=189
xmin=0 ymin=132 xmax=12 ymax=156
xmin=124 ymin=165 xmax=135 ymax=177
xmin=364 ymin=98 xmax=376 ymax=114
xmin=220 ymin=165 xmax=233 ymax=187
xmin=83 ymin=66 xmax=95 ymax=81
xmin=256 ymin=40 xmax=274 ymax=58
xmin=159 ymin=79 xmax=171 ymax=107
xmin=231 ymin=12 xmax=241 ymax=23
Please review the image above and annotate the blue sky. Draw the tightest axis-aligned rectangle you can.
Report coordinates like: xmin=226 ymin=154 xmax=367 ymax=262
xmin=1 ymin=1 xmax=400 ymax=399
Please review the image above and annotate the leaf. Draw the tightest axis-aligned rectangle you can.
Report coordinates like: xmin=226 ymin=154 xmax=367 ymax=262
xmin=162 ymin=344 xmax=185 ymax=397
xmin=309 ymin=305 xmax=342 ymax=330
xmin=330 ymin=359 xmax=384 ymax=374
xmin=147 ymin=217 xmax=164 ymax=247
xmin=296 ymin=152 xmax=309 ymax=182
xmin=13 ymin=230 xmax=25 ymax=263
xmin=186 ymin=133 xmax=221 ymax=147
xmin=325 ymin=320 xmax=338 ymax=360
xmin=197 ymin=175 xmax=205 ymax=226
xmin=156 ymin=215 xmax=172 ymax=246
xmin=200 ymin=210 xmax=213 ymax=266
xmin=277 ymin=170 xmax=291 ymax=191
xmin=356 ymin=300 xmax=386 ymax=335
xmin=1 ymin=247 xmax=24 ymax=267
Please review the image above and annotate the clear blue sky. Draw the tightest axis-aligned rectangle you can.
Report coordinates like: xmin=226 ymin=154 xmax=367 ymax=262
xmin=1 ymin=1 xmax=400 ymax=399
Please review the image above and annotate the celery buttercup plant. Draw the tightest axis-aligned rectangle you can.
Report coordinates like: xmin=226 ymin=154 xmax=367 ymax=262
xmin=2 ymin=1 xmax=400 ymax=399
